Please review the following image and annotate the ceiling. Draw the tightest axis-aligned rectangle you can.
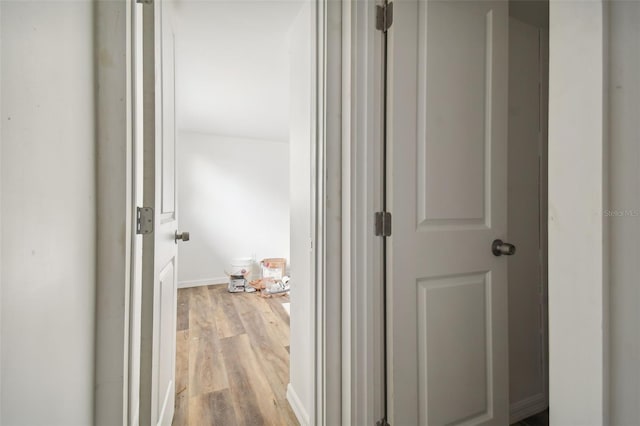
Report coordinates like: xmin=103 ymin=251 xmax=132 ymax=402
xmin=172 ymin=0 xmax=304 ymax=142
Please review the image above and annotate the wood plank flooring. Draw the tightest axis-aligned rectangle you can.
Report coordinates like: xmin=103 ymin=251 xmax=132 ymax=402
xmin=173 ymin=285 xmax=298 ymax=426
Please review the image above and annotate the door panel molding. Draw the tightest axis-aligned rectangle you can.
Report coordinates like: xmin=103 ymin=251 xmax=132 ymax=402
xmin=418 ymin=272 xmax=493 ymax=426
xmin=417 ymin=3 xmax=497 ymax=228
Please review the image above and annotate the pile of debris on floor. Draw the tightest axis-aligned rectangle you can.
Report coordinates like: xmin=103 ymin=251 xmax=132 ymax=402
xmin=227 ymin=257 xmax=290 ymax=298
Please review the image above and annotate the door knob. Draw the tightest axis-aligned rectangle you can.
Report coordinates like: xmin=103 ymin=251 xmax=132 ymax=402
xmin=492 ymin=239 xmax=515 ymax=256
xmin=175 ymin=231 xmax=190 ymax=243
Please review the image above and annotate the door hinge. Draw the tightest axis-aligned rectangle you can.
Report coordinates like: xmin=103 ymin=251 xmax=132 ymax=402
xmin=374 ymin=211 xmax=392 ymax=237
xmin=376 ymin=418 xmax=390 ymax=426
xmin=136 ymin=207 xmax=154 ymax=235
xmin=376 ymin=1 xmax=394 ymax=32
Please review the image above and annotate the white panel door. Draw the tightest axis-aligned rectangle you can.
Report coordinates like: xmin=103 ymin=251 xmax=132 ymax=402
xmin=141 ymin=1 xmax=178 ymax=425
xmin=387 ymin=1 xmax=509 ymax=425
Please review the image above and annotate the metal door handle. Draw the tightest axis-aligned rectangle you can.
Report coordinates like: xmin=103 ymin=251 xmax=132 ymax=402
xmin=492 ymin=239 xmax=515 ymax=256
xmin=175 ymin=231 xmax=190 ymax=243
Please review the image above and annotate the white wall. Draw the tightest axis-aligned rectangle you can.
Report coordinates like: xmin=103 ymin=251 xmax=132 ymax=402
xmin=173 ymin=1 xmax=302 ymax=141
xmin=286 ymin=3 xmax=313 ymax=424
xmin=548 ymin=1 xmax=608 ymax=424
xmin=609 ymin=2 xmax=640 ymax=424
xmin=177 ymin=131 xmax=290 ymax=286
xmin=0 ymin=2 xmax=95 ymax=424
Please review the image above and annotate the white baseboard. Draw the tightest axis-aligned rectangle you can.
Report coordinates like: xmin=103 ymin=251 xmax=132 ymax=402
xmin=178 ymin=276 xmax=227 ymax=289
xmin=286 ymin=383 xmax=310 ymax=426
xmin=510 ymin=392 xmax=548 ymax=424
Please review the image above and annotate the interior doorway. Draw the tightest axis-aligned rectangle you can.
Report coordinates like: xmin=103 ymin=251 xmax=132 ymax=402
xmin=381 ymin=0 xmax=551 ymax=424
xmin=168 ymin=1 xmax=314 ymax=424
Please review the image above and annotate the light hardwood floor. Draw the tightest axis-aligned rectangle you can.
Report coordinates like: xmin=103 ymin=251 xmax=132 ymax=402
xmin=173 ymin=284 xmax=298 ymax=426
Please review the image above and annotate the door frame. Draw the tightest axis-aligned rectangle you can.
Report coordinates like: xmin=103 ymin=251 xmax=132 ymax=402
xmin=343 ymin=0 xmax=611 ymax=425
xmin=341 ymin=0 xmax=386 ymax=424
xmin=94 ymin=0 xmax=344 ymax=424
xmin=94 ymin=1 xmax=136 ymax=424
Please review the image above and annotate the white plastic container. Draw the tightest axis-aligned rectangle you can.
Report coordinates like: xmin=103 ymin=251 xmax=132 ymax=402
xmin=230 ymin=257 xmax=253 ymax=279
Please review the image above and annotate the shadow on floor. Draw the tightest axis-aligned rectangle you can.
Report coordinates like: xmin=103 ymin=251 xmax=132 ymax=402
xmin=512 ymin=409 xmax=549 ymax=426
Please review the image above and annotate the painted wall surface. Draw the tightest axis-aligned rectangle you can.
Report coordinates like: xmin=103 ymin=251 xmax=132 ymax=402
xmin=177 ymin=132 xmax=290 ymax=285
xmin=609 ymin=2 xmax=640 ymax=424
xmin=286 ymin=3 xmax=313 ymax=424
xmin=508 ymin=17 xmax=548 ymax=421
xmin=0 ymin=2 xmax=95 ymax=424
xmin=173 ymin=1 xmax=302 ymax=141
xmin=548 ymin=1 xmax=608 ymax=424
